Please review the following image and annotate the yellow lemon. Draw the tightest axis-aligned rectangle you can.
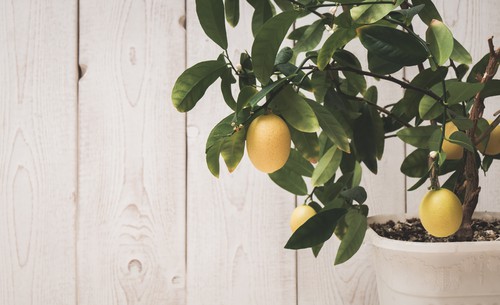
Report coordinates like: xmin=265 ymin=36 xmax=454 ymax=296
xmin=246 ymin=113 xmax=291 ymax=173
xmin=477 ymin=121 xmax=500 ymax=156
xmin=419 ymin=188 xmax=463 ymax=237
xmin=442 ymin=122 xmax=463 ymax=160
xmin=290 ymin=205 xmax=317 ymax=232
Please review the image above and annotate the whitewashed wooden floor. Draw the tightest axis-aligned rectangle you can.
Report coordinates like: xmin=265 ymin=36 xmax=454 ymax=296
xmin=0 ymin=1 xmax=499 ymax=304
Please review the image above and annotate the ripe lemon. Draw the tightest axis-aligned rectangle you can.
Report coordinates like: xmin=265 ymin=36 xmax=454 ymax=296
xmin=419 ymin=188 xmax=463 ymax=237
xmin=442 ymin=122 xmax=463 ymax=160
xmin=290 ymin=205 xmax=317 ymax=232
xmin=477 ymin=121 xmax=500 ymax=156
xmin=246 ymin=113 xmax=291 ymax=173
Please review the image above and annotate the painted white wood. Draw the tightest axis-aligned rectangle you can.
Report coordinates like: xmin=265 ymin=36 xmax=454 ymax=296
xmin=185 ymin=2 xmax=297 ymax=305
xmin=406 ymin=0 xmax=500 ymax=213
xmin=77 ymin=1 xmax=186 ymax=304
xmin=0 ymin=0 xmax=78 ymax=304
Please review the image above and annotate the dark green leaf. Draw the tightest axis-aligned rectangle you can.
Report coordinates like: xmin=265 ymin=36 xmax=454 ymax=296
xmin=352 ymin=104 xmax=384 ymax=173
xmin=249 ymin=0 xmax=275 ymax=36
xmin=340 ymin=186 xmax=367 ymax=204
xmin=271 ymin=86 xmax=319 ymax=132
xmin=312 ymin=243 xmax=324 ymax=257
xmin=428 ymin=128 xmax=442 ymax=152
xmin=305 ymin=99 xmax=351 ymax=153
xmin=446 ymin=81 xmax=484 ymax=105
xmin=285 ymin=149 xmax=314 ymax=177
xmin=448 ymin=131 xmax=474 ymax=152
xmin=252 ymin=10 xmax=299 ymax=84
xmin=285 ymin=208 xmax=347 ymax=249
xmin=287 ymin=25 xmax=308 ymax=40
xmin=247 ymin=75 xmax=295 ymax=107
xmin=419 ymin=84 xmax=444 ymax=120
xmin=317 ymin=28 xmax=357 ymax=70
xmin=206 ymin=140 xmax=224 ymax=177
xmin=481 ymin=80 xmax=500 ymax=98
xmin=412 ymin=0 xmax=442 ymax=25
xmin=467 ymin=53 xmax=492 ymax=83
xmin=275 ymin=47 xmax=294 ymax=65
xmin=400 ymin=67 xmax=448 ymax=118
xmin=401 ymin=149 xmax=429 ymax=178
xmin=225 ymin=0 xmax=240 ymax=27
xmin=407 ymin=171 xmax=430 ymax=191
xmin=357 ymin=25 xmax=428 ymax=66
xmin=236 ymin=86 xmax=258 ymax=113
xmin=311 ymin=146 xmax=343 ymax=186
xmin=196 ymin=0 xmax=228 ymax=49
xmin=221 ymin=68 xmax=237 ymax=110
xmin=450 ymin=38 xmax=472 ymax=65
xmin=269 ymin=166 xmax=308 ymax=195
xmin=335 ymin=211 xmax=367 ymax=265
xmin=172 ymin=60 xmax=228 ymax=112
xmin=294 ymin=19 xmax=326 ymax=53
xmin=367 ymin=52 xmax=403 ymax=74
xmin=452 ymin=117 xmax=474 ymax=130
xmin=426 ymin=19 xmax=453 ymax=66
xmin=397 ymin=125 xmax=440 ymax=149
xmin=290 ymin=128 xmax=320 ymax=163
xmin=311 ymin=71 xmax=332 ymax=103
xmin=390 ymin=4 xmax=425 ymax=25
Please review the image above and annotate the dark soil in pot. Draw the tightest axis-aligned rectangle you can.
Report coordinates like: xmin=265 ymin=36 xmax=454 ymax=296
xmin=370 ymin=218 xmax=500 ymax=242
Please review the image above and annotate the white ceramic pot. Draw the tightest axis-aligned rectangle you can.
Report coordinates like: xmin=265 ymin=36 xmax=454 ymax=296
xmin=367 ymin=212 xmax=500 ymax=305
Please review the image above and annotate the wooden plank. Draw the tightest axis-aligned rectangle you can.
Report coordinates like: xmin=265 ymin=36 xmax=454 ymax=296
xmin=185 ymin=2 xmax=297 ymax=304
xmin=77 ymin=1 xmax=186 ymax=304
xmin=406 ymin=0 xmax=500 ymax=212
xmin=0 ymin=0 xmax=78 ymax=304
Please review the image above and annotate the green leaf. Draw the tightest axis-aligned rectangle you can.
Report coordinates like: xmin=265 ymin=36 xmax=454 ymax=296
xmin=275 ymin=47 xmax=294 ymax=65
xmin=480 ymin=80 xmax=500 ymax=98
xmin=236 ymin=86 xmax=258 ymax=113
xmin=252 ymin=10 xmax=299 ymax=84
xmin=350 ymin=0 xmax=403 ymax=24
xmin=287 ymin=25 xmax=308 ymax=40
xmin=452 ymin=117 xmax=474 ymax=130
xmin=247 ymin=75 xmax=295 ymax=107
xmin=285 ymin=149 xmax=314 ymax=177
xmin=305 ymin=99 xmax=351 ymax=153
xmin=352 ymin=103 xmax=384 ymax=173
xmin=334 ymin=211 xmax=367 ymax=265
xmin=285 ymin=208 xmax=347 ymax=250
xmin=367 ymin=52 xmax=403 ymax=74
xmin=317 ymin=28 xmax=357 ymax=70
xmin=290 ymin=127 xmax=320 ymax=163
xmin=450 ymin=38 xmax=472 ymax=65
xmin=390 ymin=4 xmax=425 ymax=25
xmin=397 ymin=125 xmax=440 ymax=149
xmin=249 ymin=0 xmax=275 ymax=36
xmin=401 ymin=149 xmax=429 ymax=178
xmin=467 ymin=53 xmax=492 ymax=83
xmin=221 ymin=68 xmax=237 ymax=110
xmin=428 ymin=128 xmax=443 ymax=152
xmin=311 ymin=146 xmax=343 ymax=187
xmin=412 ymin=0 xmax=442 ymax=25
xmin=407 ymin=171 xmax=430 ymax=191
xmin=426 ymin=19 xmax=453 ymax=66
xmin=357 ymin=25 xmax=428 ymax=66
xmin=448 ymin=131 xmax=474 ymax=152
xmin=400 ymin=67 xmax=448 ymax=118
xmin=206 ymin=140 xmax=224 ymax=177
xmin=271 ymin=86 xmax=319 ymax=133
xmin=311 ymin=71 xmax=331 ymax=103
xmin=225 ymin=0 xmax=240 ymax=27
xmin=196 ymin=0 xmax=228 ymax=49
xmin=312 ymin=243 xmax=324 ymax=257
xmin=269 ymin=166 xmax=308 ymax=195
xmin=220 ymin=127 xmax=246 ymax=172
xmin=419 ymin=86 xmax=444 ymax=120
xmin=172 ymin=60 xmax=228 ymax=112
xmin=340 ymin=186 xmax=367 ymax=204
xmin=446 ymin=81 xmax=484 ymax=105
xmin=335 ymin=50 xmax=367 ymax=95
xmin=294 ymin=19 xmax=326 ymax=53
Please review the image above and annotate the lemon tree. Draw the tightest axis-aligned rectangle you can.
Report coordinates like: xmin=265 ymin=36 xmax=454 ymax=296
xmin=172 ymin=0 xmax=500 ymax=264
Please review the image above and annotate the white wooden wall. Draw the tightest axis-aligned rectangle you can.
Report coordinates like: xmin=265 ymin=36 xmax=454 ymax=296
xmin=0 ymin=1 xmax=498 ymax=304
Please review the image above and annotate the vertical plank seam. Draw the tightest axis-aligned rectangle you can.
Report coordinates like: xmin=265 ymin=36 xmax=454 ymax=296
xmin=75 ymin=0 xmax=81 ymax=304
xmin=402 ymin=67 xmax=408 ymax=214
xmin=183 ymin=0 xmax=188 ymax=303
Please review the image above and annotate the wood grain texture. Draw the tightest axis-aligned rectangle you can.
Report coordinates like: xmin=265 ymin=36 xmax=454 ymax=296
xmin=78 ymin=1 xmax=186 ymax=304
xmin=0 ymin=0 xmax=78 ymax=304
xmin=406 ymin=0 xmax=500 ymax=213
xmin=185 ymin=2 xmax=297 ymax=305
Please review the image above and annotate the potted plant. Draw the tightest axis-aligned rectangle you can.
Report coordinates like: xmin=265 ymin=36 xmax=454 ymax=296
xmin=172 ymin=0 xmax=500 ymax=303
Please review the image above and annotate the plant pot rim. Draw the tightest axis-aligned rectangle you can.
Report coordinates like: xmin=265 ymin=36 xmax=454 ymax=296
xmin=367 ymin=211 xmax=500 ymax=253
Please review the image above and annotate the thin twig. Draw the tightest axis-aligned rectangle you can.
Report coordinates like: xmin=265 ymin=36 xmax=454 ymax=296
xmin=474 ymin=114 xmax=500 ymax=145
xmin=287 ymin=0 xmax=326 ymax=19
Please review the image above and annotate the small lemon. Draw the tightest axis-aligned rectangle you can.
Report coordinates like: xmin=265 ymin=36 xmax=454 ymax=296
xmin=290 ymin=205 xmax=317 ymax=232
xmin=442 ymin=122 xmax=463 ymax=160
xmin=419 ymin=188 xmax=463 ymax=237
xmin=246 ymin=113 xmax=291 ymax=173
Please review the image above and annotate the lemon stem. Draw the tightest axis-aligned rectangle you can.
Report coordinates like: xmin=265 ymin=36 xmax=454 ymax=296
xmin=428 ymin=152 xmax=440 ymax=190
